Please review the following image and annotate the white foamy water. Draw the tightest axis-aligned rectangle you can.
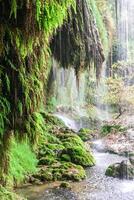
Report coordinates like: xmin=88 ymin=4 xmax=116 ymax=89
xmin=54 ymin=113 xmax=79 ymax=131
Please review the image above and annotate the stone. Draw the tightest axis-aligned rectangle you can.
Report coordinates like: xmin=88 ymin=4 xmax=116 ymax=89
xmin=105 ymin=160 xmax=134 ymax=180
xmin=129 ymin=155 xmax=134 ymax=165
xmin=60 ymin=182 xmax=71 ymax=189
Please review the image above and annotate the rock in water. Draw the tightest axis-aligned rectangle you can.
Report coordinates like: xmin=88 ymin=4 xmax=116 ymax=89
xmin=105 ymin=160 xmax=134 ymax=180
xmin=129 ymin=155 xmax=134 ymax=165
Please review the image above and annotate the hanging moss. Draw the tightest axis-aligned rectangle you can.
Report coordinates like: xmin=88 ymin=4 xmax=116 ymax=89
xmin=50 ymin=0 xmax=105 ymax=79
xmin=0 ymin=0 xmax=107 ymax=186
xmin=0 ymin=0 xmax=76 ymax=183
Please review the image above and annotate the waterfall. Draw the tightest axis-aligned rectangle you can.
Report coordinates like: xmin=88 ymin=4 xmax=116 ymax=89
xmin=116 ymin=0 xmax=134 ymax=61
xmin=51 ymin=59 xmax=87 ymax=117
xmin=95 ymin=62 xmax=112 ymax=122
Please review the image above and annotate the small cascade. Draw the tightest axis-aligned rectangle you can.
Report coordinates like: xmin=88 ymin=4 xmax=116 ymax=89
xmin=54 ymin=113 xmax=79 ymax=131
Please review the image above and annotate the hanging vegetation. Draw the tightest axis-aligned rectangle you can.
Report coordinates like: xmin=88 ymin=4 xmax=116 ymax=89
xmin=0 ymin=0 xmax=76 ymax=182
xmin=0 ymin=0 xmax=108 ymax=187
xmin=50 ymin=0 xmax=105 ymax=79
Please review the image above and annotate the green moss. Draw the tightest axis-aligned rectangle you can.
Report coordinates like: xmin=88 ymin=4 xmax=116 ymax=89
xmin=105 ymin=167 xmax=114 ymax=177
xmin=0 ymin=186 xmax=26 ymax=200
xmin=105 ymin=164 xmax=120 ymax=178
xmin=0 ymin=97 xmax=10 ymax=137
xmin=29 ymin=115 xmax=94 ymax=182
xmin=9 ymin=139 xmax=37 ymax=185
xmin=61 ymin=162 xmax=86 ymax=181
xmin=38 ymin=156 xmax=56 ymax=165
xmin=60 ymin=182 xmax=71 ymax=188
xmin=78 ymin=128 xmax=93 ymax=141
xmin=61 ymin=154 xmax=71 ymax=162
xmin=42 ymin=113 xmax=65 ymax=127
xmin=101 ymin=124 xmax=126 ymax=136
xmin=66 ymin=146 xmax=95 ymax=167
xmin=89 ymin=0 xmax=109 ymax=54
xmin=10 ymin=0 xmax=17 ymax=19
xmin=33 ymin=162 xmax=86 ymax=182
xmin=61 ymin=134 xmax=95 ymax=167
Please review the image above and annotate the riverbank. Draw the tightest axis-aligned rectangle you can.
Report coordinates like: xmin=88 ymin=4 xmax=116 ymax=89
xmin=16 ymin=113 xmax=134 ymax=200
xmin=16 ymin=139 xmax=134 ymax=200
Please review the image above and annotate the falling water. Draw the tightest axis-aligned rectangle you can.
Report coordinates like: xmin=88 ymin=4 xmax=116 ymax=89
xmin=51 ymin=59 xmax=89 ymax=121
xmin=117 ymin=0 xmax=134 ymax=61
xmin=95 ymin=62 xmax=112 ymax=122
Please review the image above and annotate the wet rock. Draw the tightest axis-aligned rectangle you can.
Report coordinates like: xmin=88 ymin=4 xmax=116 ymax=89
xmin=104 ymin=130 xmax=134 ymax=156
xmin=105 ymin=160 xmax=134 ymax=180
xmin=78 ymin=128 xmax=95 ymax=141
xmin=32 ymin=113 xmax=95 ymax=184
xmin=32 ymin=162 xmax=86 ymax=182
xmin=60 ymin=182 xmax=71 ymax=189
xmin=129 ymin=155 xmax=134 ymax=165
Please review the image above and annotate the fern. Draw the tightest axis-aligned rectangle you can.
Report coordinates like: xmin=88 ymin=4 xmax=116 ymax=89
xmin=9 ymin=139 xmax=37 ymax=184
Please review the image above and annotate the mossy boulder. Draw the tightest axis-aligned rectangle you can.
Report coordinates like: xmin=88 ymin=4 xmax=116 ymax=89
xmin=61 ymin=134 xmax=95 ymax=167
xmin=38 ymin=156 xmax=56 ymax=165
xmin=33 ymin=162 xmax=86 ymax=182
xmin=38 ymin=142 xmax=65 ymax=165
xmin=105 ymin=163 xmax=120 ymax=177
xmin=65 ymin=146 xmax=95 ymax=167
xmin=105 ymin=160 xmax=134 ymax=179
xmin=35 ymin=114 xmax=95 ymax=183
xmin=78 ymin=128 xmax=94 ymax=141
xmin=32 ymin=167 xmax=53 ymax=182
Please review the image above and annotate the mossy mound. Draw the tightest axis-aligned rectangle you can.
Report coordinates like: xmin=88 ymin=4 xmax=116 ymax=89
xmin=41 ymin=112 xmax=65 ymax=128
xmin=38 ymin=142 xmax=65 ymax=165
xmin=59 ymin=134 xmax=95 ymax=167
xmin=32 ymin=114 xmax=95 ymax=182
xmin=78 ymin=128 xmax=94 ymax=141
xmin=33 ymin=162 xmax=86 ymax=182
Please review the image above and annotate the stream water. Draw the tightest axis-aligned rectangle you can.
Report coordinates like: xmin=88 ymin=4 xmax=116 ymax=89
xmin=17 ymin=114 xmax=134 ymax=200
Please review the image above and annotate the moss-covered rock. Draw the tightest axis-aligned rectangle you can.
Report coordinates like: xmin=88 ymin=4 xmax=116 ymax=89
xmin=105 ymin=163 xmax=120 ymax=177
xmin=61 ymin=134 xmax=95 ymax=167
xmin=33 ymin=162 xmax=86 ymax=182
xmin=38 ymin=156 xmax=56 ymax=165
xmin=78 ymin=128 xmax=94 ymax=141
xmin=65 ymin=146 xmax=95 ymax=167
xmin=60 ymin=182 xmax=71 ymax=189
xmin=105 ymin=160 xmax=134 ymax=179
xmin=33 ymin=114 xmax=95 ymax=183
